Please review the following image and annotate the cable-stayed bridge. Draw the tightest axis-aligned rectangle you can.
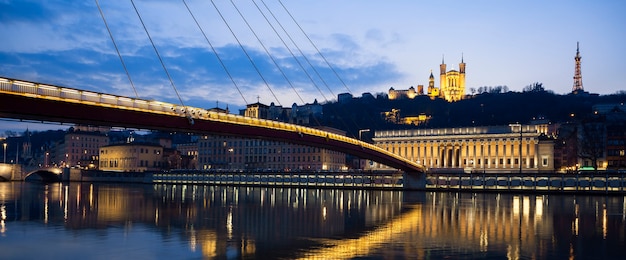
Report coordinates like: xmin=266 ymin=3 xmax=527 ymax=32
xmin=0 ymin=77 xmax=425 ymax=174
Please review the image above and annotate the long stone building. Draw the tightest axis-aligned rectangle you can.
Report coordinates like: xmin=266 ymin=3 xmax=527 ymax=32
xmin=371 ymin=124 xmax=555 ymax=173
xmin=197 ymin=135 xmax=347 ymax=171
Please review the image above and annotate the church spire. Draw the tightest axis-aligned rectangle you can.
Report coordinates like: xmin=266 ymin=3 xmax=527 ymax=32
xmin=440 ymin=55 xmax=447 ymax=75
xmin=459 ymin=53 xmax=466 ymax=74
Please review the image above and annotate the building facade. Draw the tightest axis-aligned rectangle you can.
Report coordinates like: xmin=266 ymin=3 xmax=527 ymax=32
xmin=371 ymin=124 xmax=555 ymax=173
xmin=439 ymin=56 xmax=466 ymax=102
xmin=388 ymin=86 xmax=418 ymax=100
xmin=197 ymin=135 xmax=347 ymax=171
xmin=99 ymin=143 xmax=164 ymax=172
xmin=239 ymin=101 xmax=323 ymax=126
xmin=388 ymin=57 xmax=466 ymax=102
xmin=53 ymin=129 xmax=109 ymax=169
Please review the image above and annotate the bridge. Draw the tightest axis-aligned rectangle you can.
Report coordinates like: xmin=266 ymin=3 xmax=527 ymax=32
xmin=0 ymin=77 xmax=424 ymax=173
xmin=22 ymin=167 xmax=64 ymax=183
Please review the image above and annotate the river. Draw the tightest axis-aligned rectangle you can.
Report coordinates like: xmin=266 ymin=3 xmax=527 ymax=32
xmin=0 ymin=182 xmax=625 ymax=259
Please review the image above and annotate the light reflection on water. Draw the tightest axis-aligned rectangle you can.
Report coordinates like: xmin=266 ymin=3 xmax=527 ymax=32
xmin=0 ymin=182 xmax=625 ymax=259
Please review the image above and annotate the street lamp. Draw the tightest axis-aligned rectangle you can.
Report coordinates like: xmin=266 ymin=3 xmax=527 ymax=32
xmin=3 ymin=143 xmax=6 ymax=164
xmin=358 ymin=129 xmax=371 ymax=170
xmin=358 ymin=129 xmax=371 ymax=141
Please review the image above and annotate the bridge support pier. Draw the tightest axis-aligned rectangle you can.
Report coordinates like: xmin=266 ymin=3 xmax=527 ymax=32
xmin=403 ymin=172 xmax=426 ymax=190
xmin=61 ymin=168 xmax=82 ymax=182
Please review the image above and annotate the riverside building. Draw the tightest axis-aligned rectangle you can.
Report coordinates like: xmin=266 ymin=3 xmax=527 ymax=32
xmin=197 ymin=135 xmax=347 ymax=171
xmin=99 ymin=143 xmax=164 ymax=172
xmin=371 ymin=124 xmax=555 ymax=173
xmin=53 ymin=128 xmax=109 ymax=169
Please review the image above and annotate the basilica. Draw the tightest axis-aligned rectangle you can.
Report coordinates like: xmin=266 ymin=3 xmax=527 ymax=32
xmin=389 ymin=56 xmax=466 ymax=102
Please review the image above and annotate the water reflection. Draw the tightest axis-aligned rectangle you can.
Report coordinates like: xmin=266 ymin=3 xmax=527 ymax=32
xmin=0 ymin=182 xmax=625 ymax=259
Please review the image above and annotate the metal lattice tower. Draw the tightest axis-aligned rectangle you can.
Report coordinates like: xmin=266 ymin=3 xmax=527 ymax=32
xmin=572 ymin=42 xmax=584 ymax=93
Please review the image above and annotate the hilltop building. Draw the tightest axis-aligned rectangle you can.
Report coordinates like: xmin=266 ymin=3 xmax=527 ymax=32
xmin=426 ymin=70 xmax=438 ymax=100
xmin=439 ymin=56 xmax=466 ymax=102
xmin=388 ymin=56 xmax=466 ymax=102
xmin=388 ymin=86 xmax=418 ymax=100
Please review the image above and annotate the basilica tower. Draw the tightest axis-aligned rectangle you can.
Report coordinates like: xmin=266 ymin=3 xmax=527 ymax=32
xmin=427 ymin=70 xmax=438 ymax=99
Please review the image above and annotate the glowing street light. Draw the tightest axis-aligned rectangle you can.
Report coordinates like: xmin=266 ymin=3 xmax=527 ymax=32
xmin=358 ymin=129 xmax=371 ymax=141
xmin=3 ymin=143 xmax=6 ymax=164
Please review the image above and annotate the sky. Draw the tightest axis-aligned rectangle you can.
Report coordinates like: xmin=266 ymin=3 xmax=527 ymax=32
xmin=1 ymin=0 xmax=625 ymax=134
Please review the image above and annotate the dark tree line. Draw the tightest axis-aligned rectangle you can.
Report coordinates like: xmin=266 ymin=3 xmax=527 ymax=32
xmin=318 ymin=89 xmax=626 ymax=138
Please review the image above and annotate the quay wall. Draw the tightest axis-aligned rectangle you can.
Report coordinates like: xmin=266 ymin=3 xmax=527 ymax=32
xmin=6 ymin=168 xmax=626 ymax=194
xmin=425 ymin=172 xmax=626 ymax=194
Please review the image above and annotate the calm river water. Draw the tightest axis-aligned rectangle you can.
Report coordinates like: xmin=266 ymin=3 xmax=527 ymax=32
xmin=0 ymin=182 xmax=625 ymax=259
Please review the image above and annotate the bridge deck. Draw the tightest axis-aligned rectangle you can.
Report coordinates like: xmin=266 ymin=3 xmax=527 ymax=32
xmin=0 ymin=77 xmax=424 ymax=172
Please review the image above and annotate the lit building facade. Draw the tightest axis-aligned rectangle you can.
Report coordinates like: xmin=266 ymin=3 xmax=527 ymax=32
xmin=197 ymin=135 xmax=347 ymax=171
xmin=426 ymin=71 xmax=438 ymax=100
xmin=388 ymin=86 xmax=418 ymax=100
xmin=176 ymin=142 xmax=198 ymax=169
xmin=439 ymin=56 xmax=466 ymax=102
xmin=371 ymin=124 xmax=555 ymax=173
xmin=388 ymin=57 xmax=466 ymax=102
xmin=53 ymin=129 xmax=109 ymax=168
xmin=99 ymin=143 xmax=164 ymax=172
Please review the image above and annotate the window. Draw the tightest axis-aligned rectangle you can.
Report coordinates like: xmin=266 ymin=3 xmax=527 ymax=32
xmin=542 ymin=156 xmax=549 ymax=167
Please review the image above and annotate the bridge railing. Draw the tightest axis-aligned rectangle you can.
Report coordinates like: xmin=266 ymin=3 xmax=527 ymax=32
xmin=1 ymin=77 xmax=179 ymax=113
xmin=1 ymin=77 xmax=421 ymax=170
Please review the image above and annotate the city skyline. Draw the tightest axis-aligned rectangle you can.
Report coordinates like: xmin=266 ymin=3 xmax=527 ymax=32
xmin=1 ymin=0 xmax=625 ymax=133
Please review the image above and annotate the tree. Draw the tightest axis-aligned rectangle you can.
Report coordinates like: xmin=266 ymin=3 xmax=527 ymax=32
xmin=577 ymin=115 xmax=605 ymax=172
xmin=523 ymin=82 xmax=545 ymax=92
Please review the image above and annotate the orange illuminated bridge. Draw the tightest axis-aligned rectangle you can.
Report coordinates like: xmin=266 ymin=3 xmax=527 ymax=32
xmin=0 ymin=77 xmax=424 ymax=173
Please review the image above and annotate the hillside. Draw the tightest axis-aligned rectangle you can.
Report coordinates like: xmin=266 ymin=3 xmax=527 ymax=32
xmin=320 ymin=91 xmax=626 ymax=138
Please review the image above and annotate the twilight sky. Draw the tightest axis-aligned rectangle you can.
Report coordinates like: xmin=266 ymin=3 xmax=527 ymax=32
xmin=0 ymin=0 xmax=625 ymax=133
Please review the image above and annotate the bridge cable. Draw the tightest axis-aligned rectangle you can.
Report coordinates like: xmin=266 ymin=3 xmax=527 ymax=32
xmin=244 ymin=0 xmax=327 ymax=127
xmin=278 ymin=0 xmax=354 ymax=96
xmin=228 ymin=0 xmax=306 ymax=107
xmin=209 ymin=0 xmax=282 ymax=107
xmin=95 ymin=0 xmax=139 ymax=99
xmin=256 ymin=0 xmax=357 ymax=132
xmin=182 ymin=0 xmax=248 ymax=105
xmin=130 ymin=0 xmax=194 ymax=124
xmin=279 ymin=1 xmax=366 ymax=137
xmin=251 ymin=0 xmax=329 ymax=103
xmin=259 ymin=0 xmax=336 ymax=101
